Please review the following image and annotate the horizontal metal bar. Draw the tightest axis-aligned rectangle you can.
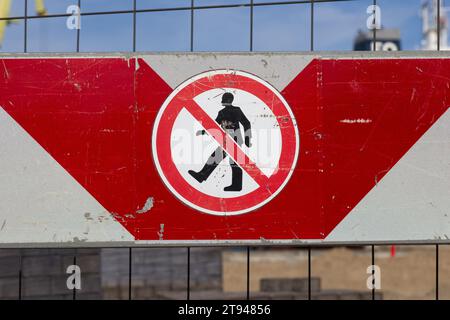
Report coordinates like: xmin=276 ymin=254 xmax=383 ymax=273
xmin=0 ymin=0 xmax=354 ymax=21
xmin=1 ymin=51 xmax=450 ymax=58
xmin=0 ymin=240 xmax=449 ymax=249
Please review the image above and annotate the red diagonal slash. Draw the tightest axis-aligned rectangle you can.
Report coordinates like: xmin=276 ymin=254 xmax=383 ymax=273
xmin=182 ymin=99 xmax=270 ymax=187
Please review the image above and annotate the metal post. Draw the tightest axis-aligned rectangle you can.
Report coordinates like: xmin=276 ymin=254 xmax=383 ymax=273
xmin=246 ymin=246 xmax=250 ymax=300
xmin=310 ymin=0 xmax=314 ymax=51
xmin=77 ymin=0 xmax=81 ymax=52
xmin=438 ymin=0 xmax=441 ymax=51
xmin=372 ymin=0 xmax=377 ymax=51
xmin=371 ymin=245 xmax=375 ymax=300
xmin=132 ymin=0 xmax=136 ymax=52
xmin=72 ymin=255 xmax=77 ymax=300
xmin=436 ymin=244 xmax=439 ymax=300
xmin=187 ymin=247 xmax=191 ymax=300
xmin=250 ymin=0 xmax=254 ymax=52
xmin=308 ymin=247 xmax=312 ymax=300
xmin=24 ymin=0 xmax=28 ymax=52
xmin=190 ymin=0 xmax=194 ymax=52
xmin=128 ymin=248 xmax=132 ymax=300
xmin=18 ymin=251 xmax=23 ymax=300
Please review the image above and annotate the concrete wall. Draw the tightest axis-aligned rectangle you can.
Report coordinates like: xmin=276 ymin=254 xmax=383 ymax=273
xmin=101 ymin=248 xmax=223 ymax=299
xmin=0 ymin=247 xmax=223 ymax=300
xmin=0 ymin=249 xmax=101 ymax=300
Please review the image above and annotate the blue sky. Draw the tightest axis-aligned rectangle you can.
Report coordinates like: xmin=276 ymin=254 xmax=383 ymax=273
xmin=0 ymin=0 xmax=439 ymax=52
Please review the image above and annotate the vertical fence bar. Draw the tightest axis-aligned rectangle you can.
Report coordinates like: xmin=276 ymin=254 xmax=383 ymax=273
xmin=128 ymin=248 xmax=132 ymax=300
xmin=18 ymin=251 xmax=23 ymax=300
xmin=310 ymin=0 xmax=314 ymax=51
xmin=19 ymin=20 xmax=27 ymax=313
xmin=372 ymin=0 xmax=377 ymax=51
xmin=76 ymin=0 xmax=81 ymax=52
xmin=188 ymin=1 xmax=194 ymax=299
xmin=190 ymin=0 xmax=194 ymax=52
xmin=371 ymin=245 xmax=375 ymax=300
xmin=130 ymin=0 xmax=137 ymax=300
xmin=72 ymin=255 xmax=77 ymax=300
xmin=437 ymin=0 xmax=441 ymax=51
xmin=246 ymin=0 xmax=252 ymax=298
xmin=132 ymin=0 xmax=136 ymax=52
xmin=433 ymin=0 xmax=440 ymax=302
xmin=308 ymin=247 xmax=311 ymax=300
xmin=246 ymin=246 xmax=250 ymax=300
xmin=24 ymin=0 xmax=28 ymax=52
xmin=73 ymin=3 xmax=80 ymax=301
xmin=187 ymin=247 xmax=191 ymax=300
xmin=249 ymin=0 xmax=254 ymax=51
xmin=371 ymin=1 xmax=377 ymax=300
xmin=436 ymin=244 xmax=439 ymax=300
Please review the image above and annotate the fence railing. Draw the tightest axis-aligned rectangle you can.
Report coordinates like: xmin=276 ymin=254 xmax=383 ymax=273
xmin=0 ymin=0 xmax=447 ymax=301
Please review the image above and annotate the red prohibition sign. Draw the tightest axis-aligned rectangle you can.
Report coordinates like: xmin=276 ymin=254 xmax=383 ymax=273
xmin=152 ymin=70 xmax=299 ymax=215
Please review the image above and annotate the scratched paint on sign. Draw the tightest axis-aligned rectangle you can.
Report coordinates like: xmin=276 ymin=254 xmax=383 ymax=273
xmin=0 ymin=53 xmax=449 ymax=246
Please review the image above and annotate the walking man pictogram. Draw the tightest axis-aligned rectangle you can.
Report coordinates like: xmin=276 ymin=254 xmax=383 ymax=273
xmin=188 ymin=92 xmax=252 ymax=191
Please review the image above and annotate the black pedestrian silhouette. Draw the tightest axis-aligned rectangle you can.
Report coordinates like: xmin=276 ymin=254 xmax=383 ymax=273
xmin=188 ymin=92 xmax=252 ymax=192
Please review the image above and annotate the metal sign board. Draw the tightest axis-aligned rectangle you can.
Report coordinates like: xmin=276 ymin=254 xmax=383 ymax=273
xmin=0 ymin=53 xmax=449 ymax=247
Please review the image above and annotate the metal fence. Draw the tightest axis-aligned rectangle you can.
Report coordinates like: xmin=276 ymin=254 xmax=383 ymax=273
xmin=0 ymin=0 xmax=446 ymax=301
